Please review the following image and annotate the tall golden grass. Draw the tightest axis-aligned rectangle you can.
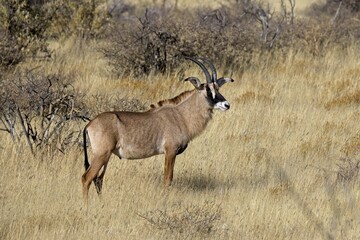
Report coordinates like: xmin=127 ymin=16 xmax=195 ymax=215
xmin=1 ymin=36 xmax=360 ymax=239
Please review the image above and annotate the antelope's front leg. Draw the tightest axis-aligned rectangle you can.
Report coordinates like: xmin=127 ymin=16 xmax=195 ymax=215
xmin=164 ymin=150 xmax=176 ymax=186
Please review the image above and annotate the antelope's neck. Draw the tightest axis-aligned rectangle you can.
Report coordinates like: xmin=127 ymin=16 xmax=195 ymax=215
xmin=177 ymin=91 xmax=213 ymax=140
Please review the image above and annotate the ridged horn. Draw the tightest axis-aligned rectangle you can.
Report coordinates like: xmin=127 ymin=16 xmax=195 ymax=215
xmin=185 ymin=57 xmax=212 ymax=84
xmin=198 ymin=57 xmax=217 ymax=82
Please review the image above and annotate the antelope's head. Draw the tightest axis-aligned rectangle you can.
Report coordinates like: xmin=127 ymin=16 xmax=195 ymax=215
xmin=185 ymin=57 xmax=234 ymax=111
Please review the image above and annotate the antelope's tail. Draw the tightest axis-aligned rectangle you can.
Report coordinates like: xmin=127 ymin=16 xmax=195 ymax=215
xmin=83 ymin=128 xmax=90 ymax=171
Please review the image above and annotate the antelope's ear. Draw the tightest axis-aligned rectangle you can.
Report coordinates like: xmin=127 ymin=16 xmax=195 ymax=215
xmin=185 ymin=77 xmax=202 ymax=89
xmin=216 ymin=77 xmax=234 ymax=87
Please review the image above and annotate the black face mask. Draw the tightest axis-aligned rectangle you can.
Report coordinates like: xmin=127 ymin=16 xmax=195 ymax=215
xmin=205 ymin=85 xmax=226 ymax=106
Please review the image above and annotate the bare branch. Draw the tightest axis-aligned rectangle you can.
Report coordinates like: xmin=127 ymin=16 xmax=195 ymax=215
xmin=16 ymin=106 xmax=34 ymax=155
xmin=3 ymin=114 xmax=18 ymax=142
xmin=332 ymin=1 xmax=342 ymax=24
xmin=269 ymin=24 xmax=281 ymax=49
xmin=0 ymin=117 xmax=10 ymax=133
xmin=255 ymin=7 xmax=269 ymax=42
xmin=289 ymin=0 xmax=296 ymax=25
xmin=281 ymin=0 xmax=287 ymax=21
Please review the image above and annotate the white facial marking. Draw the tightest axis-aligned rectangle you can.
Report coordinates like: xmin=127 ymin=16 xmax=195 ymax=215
xmin=214 ymin=101 xmax=230 ymax=111
xmin=209 ymin=83 xmax=216 ymax=99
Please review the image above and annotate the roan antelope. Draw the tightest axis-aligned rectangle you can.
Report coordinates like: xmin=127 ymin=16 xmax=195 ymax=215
xmin=81 ymin=57 xmax=234 ymax=201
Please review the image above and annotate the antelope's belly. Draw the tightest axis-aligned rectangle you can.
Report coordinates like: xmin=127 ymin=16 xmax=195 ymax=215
xmin=113 ymin=145 xmax=163 ymax=159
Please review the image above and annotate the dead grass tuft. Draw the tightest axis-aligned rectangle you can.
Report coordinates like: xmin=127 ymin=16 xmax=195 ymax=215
xmin=336 ymin=157 xmax=360 ymax=183
xmin=138 ymin=202 xmax=222 ymax=237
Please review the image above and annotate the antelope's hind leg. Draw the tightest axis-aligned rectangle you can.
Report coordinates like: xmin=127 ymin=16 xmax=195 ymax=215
xmin=94 ymin=163 xmax=108 ymax=194
xmin=82 ymin=152 xmax=111 ymax=201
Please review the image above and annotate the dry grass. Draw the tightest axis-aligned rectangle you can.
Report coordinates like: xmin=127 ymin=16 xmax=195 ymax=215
xmin=1 ymin=37 xmax=360 ymax=239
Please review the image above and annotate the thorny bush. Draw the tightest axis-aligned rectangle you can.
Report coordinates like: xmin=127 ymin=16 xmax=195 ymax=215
xmin=138 ymin=202 xmax=223 ymax=237
xmin=103 ymin=0 xmax=360 ymax=77
xmin=0 ymin=69 xmax=147 ymax=154
xmin=0 ymin=70 xmax=88 ymax=154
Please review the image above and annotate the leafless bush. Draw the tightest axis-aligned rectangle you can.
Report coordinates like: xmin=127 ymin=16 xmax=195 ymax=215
xmin=102 ymin=2 xmax=275 ymax=77
xmin=138 ymin=202 xmax=222 ymax=237
xmin=102 ymin=0 xmax=360 ymax=77
xmin=307 ymin=0 xmax=360 ymax=21
xmin=0 ymin=69 xmax=148 ymax=154
xmin=272 ymin=0 xmax=360 ymax=56
xmin=326 ymin=0 xmax=360 ymax=13
xmin=0 ymin=70 xmax=88 ymax=154
xmin=2 ymin=0 xmax=359 ymax=77
xmin=101 ymin=8 xmax=185 ymax=77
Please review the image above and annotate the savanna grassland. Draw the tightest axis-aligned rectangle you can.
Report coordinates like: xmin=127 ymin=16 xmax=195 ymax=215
xmin=1 ymin=0 xmax=360 ymax=239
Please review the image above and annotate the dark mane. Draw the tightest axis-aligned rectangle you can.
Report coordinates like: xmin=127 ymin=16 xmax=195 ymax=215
xmin=149 ymin=90 xmax=194 ymax=110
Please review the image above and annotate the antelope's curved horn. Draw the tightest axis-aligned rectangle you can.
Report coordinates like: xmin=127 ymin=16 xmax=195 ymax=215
xmin=185 ymin=57 xmax=212 ymax=84
xmin=198 ymin=57 xmax=217 ymax=82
